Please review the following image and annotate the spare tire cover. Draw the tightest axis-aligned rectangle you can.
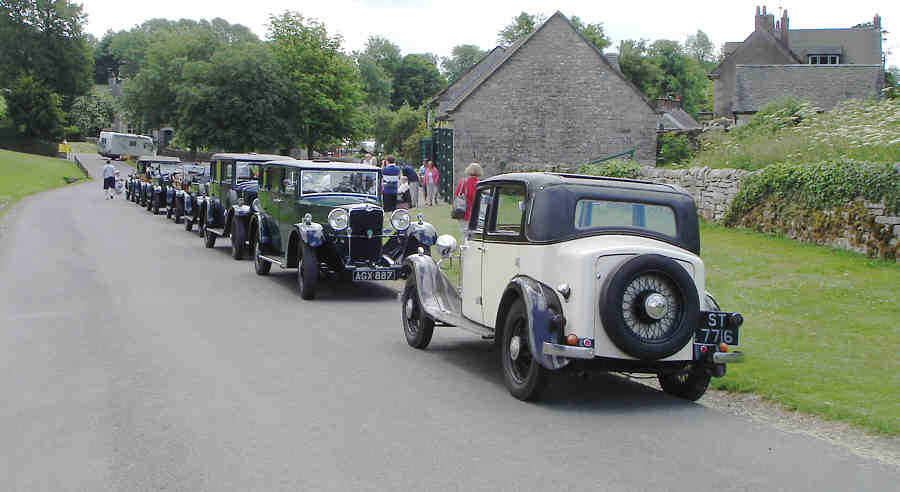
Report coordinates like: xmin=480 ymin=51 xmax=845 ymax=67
xmin=600 ymin=254 xmax=699 ymax=360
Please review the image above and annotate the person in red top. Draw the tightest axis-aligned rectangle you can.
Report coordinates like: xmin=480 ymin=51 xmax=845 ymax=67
xmin=454 ymin=162 xmax=483 ymax=232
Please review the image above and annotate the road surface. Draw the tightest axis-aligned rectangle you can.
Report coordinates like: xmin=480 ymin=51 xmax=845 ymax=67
xmin=0 ymin=153 xmax=896 ymax=491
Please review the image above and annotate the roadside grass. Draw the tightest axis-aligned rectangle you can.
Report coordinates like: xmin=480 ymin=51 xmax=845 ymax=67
xmin=416 ymin=202 xmax=899 ymax=435
xmin=0 ymin=149 xmax=87 ymax=220
xmin=68 ymin=141 xmax=97 ymax=153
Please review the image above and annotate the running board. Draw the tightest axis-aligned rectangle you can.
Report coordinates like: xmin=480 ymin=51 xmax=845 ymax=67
xmin=257 ymin=254 xmax=288 ymax=268
xmin=431 ymin=310 xmax=494 ymax=338
xmin=206 ymin=227 xmax=225 ymax=237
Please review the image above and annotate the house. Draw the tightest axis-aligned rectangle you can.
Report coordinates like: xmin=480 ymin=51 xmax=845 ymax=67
xmin=710 ymin=6 xmax=884 ymax=123
xmin=427 ymin=12 xmax=659 ymax=182
xmin=655 ymin=95 xmax=702 ymax=132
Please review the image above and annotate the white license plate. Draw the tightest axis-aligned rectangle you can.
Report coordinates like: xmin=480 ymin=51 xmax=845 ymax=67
xmin=352 ymin=269 xmax=397 ymax=281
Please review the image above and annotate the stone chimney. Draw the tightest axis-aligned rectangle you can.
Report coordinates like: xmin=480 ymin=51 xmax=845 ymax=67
xmin=655 ymin=94 xmax=682 ymax=112
xmin=755 ymin=5 xmax=775 ymax=33
xmin=874 ymin=14 xmax=881 ymax=29
xmin=605 ymin=53 xmax=620 ymax=72
xmin=774 ymin=9 xmax=790 ymax=44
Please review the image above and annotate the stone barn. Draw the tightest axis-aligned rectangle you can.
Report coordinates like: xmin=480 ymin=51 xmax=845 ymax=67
xmin=427 ymin=12 xmax=659 ymax=183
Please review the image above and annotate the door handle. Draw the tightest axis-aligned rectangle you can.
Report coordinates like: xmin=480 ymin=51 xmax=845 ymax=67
xmin=476 ymin=246 xmax=486 ymax=252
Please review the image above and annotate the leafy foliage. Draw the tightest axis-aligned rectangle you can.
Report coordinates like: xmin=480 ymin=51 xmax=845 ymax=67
xmin=390 ymin=54 xmax=444 ymax=110
xmin=617 ymin=38 xmax=710 ymax=117
xmin=372 ymin=105 xmax=425 ymax=159
xmin=724 ymin=160 xmax=900 ymax=225
xmin=357 ymin=55 xmax=392 ymax=107
xmin=685 ymin=30 xmax=715 ymax=64
xmin=440 ymin=44 xmax=486 ymax=84
xmin=497 ymin=11 xmax=545 ymax=46
xmin=68 ymin=91 xmax=115 ymax=138
xmin=657 ymin=133 xmax=694 ymax=165
xmin=5 ymin=74 xmax=64 ymax=139
xmin=577 ymin=158 xmax=641 ymax=178
xmin=569 ymin=15 xmax=609 ymax=51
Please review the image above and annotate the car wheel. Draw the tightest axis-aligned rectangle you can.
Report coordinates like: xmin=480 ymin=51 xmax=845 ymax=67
xmin=252 ymin=235 xmax=270 ymax=276
xmin=500 ymin=299 xmax=549 ymax=401
xmin=297 ymin=243 xmax=318 ymax=300
xmin=658 ymin=369 xmax=711 ymax=401
xmin=401 ymin=278 xmax=434 ymax=349
xmin=184 ymin=216 xmax=193 ymax=232
xmin=231 ymin=220 xmax=246 ymax=260
xmin=174 ymin=200 xmax=184 ymax=224
xmin=204 ymin=229 xmax=216 ymax=248
xmin=600 ymin=254 xmax=699 ymax=361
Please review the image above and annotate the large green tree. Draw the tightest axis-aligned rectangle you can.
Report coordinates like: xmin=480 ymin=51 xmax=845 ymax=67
xmin=0 ymin=0 xmax=93 ymax=107
xmin=440 ymin=44 xmax=486 ymax=84
xmin=68 ymin=91 xmax=115 ymax=137
xmin=569 ymin=15 xmax=610 ymax=51
xmin=5 ymin=74 xmax=65 ymax=139
xmin=267 ymin=11 xmax=366 ymax=158
xmin=685 ymin=29 xmax=716 ymax=66
xmin=648 ymin=39 xmax=709 ymax=116
xmin=391 ymin=53 xmax=444 ymax=109
xmin=497 ymin=11 xmax=545 ymax=46
xmin=357 ymin=54 xmax=392 ymax=107
xmin=362 ymin=35 xmax=402 ymax=79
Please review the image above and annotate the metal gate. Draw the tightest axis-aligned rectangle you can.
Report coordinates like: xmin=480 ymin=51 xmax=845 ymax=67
xmin=432 ymin=128 xmax=453 ymax=202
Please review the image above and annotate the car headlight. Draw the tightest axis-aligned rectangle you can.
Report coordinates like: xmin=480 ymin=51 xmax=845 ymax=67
xmin=391 ymin=209 xmax=410 ymax=231
xmin=328 ymin=208 xmax=349 ymax=231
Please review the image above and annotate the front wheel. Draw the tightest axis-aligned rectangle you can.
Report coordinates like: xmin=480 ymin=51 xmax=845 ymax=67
xmin=204 ymin=229 xmax=216 ymax=248
xmin=174 ymin=199 xmax=184 ymax=224
xmin=252 ymin=235 xmax=271 ymax=276
xmin=500 ymin=299 xmax=549 ymax=401
xmin=231 ymin=220 xmax=246 ymax=260
xmin=402 ymin=278 xmax=434 ymax=349
xmin=658 ymin=369 xmax=711 ymax=401
xmin=184 ymin=216 xmax=193 ymax=231
xmin=297 ymin=243 xmax=318 ymax=300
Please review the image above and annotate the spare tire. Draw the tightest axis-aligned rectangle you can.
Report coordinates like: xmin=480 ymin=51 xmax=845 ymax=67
xmin=600 ymin=254 xmax=699 ymax=360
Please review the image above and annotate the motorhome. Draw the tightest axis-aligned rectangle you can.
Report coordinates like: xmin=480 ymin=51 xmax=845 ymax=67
xmin=98 ymin=131 xmax=155 ymax=160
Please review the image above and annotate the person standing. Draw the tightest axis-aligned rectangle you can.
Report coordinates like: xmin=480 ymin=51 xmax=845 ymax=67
xmin=424 ymin=160 xmax=439 ymax=206
xmin=401 ymin=161 xmax=420 ymax=208
xmin=382 ymin=155 xmax=400 ymax=212
xmin=103 ymin=160 xmax=116 ymax=199
xmin=454 ymin=163 xmax=482 ymax=233
xmin=361 ymin=152 xmax=376 ymax=166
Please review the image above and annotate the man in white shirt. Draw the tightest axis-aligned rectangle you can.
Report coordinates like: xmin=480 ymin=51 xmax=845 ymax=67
xmin=102 ymin=160 xmax=116 ymax=199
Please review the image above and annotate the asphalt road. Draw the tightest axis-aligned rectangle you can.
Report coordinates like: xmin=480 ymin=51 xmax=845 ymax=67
xmin=1 ymin=153 xmax=896 ymax=491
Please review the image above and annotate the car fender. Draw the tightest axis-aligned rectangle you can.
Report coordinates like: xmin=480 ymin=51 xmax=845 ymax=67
xmin=404 ymin=253 xmax=462 ymax=322
xmin=294 ymin=221 xmax=324 ymax=247
xmin=409 ymin=220 xmax=437 ymax=247
xmin=504 ymin=276 xmax=569 ymax=371
xmin=207 ymin=198 xmax=222 ymax=225
xmin=185 ymin=194 xmax=194 ymax=215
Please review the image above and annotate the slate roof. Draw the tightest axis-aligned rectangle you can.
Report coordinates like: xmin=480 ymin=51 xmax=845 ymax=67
xmin=658 ymin=108 xmax=701 ymax=131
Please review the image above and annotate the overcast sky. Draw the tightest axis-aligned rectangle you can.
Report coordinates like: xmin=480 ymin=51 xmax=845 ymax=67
xmin=82 ymin=0 xmax=898 ymax=68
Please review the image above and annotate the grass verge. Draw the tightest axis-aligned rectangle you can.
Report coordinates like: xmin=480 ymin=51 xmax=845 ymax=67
xmin=415 ymin=203 xmax=899 ymax=435
xmin=0 ymin=149 xmax=88 ymax=220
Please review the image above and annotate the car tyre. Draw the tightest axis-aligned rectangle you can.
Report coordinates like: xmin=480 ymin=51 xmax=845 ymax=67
xmin=658 ymin=369 xmax=711 ymax=401
xmin=166 ymin=201 xmax=173 ymax=219
xmin=252 ymin=235 xmax=270 ymax=276
xmin=401 ymin=278 xmax=434 ymax=349
xmin=231 ymin=220 xmax=246 ymax=260
xmin=174 ymin=199 xmax=184 ymax=224
xmin=297 ymin=243 xmax=318 ymax=300
xmin=204 ymin=229 xmax=216 ymax=248
xmin=501 ymin=299 xmax=549 ymax=401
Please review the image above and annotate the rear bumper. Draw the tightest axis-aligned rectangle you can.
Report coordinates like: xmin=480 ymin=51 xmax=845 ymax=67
xmin=713 ymin=351 xmax=744 ymax=363
xmin=542 ymin=342 xmax=594 ymax=359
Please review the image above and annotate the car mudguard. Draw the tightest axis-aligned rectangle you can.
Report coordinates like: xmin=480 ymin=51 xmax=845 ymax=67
xmin=294 ymin=221 xmax=324 ymax=247
xmin=207 ymin=199 xmax=222 ymax=227
xmin=506 ymin=276 xmax=569 ymax=371
xmin=405 ymin=253 xmax=463 ymax=323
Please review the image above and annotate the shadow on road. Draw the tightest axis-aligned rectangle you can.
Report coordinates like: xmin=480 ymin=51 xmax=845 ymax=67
xmin=264 ymin=270 xmax=400 ymax=302
xmin=426 ymin=338 xmax=696 ymax=412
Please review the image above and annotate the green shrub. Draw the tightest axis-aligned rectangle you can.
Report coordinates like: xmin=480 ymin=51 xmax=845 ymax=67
xmin=64 ymin=125 xmax=82 ymax=141
xmin=657 ymin=133 xmax=694 ymax=165
xmin=577 ymin=158 xmax=641 ymax=178
xmin=724 ymin=160 xmax=900 ymax=225
xmin=5 ymin=75 xmax=65 ymax=140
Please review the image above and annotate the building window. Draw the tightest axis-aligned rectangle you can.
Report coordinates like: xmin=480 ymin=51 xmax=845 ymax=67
xmin=808 ymin=55 xmax=839 ymax=64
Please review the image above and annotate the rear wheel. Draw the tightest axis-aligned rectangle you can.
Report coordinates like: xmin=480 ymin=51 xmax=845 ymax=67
xmin=204 ymin=229 xmax=216 ymax=248
xmin=297 ymin=243 xmax=318 ymax=300
xmin=166 ymin=200 xmax=173 ymax=219
xmin=658 ymin=369 xmax=711 ymax=401
xmin=500 ymin=299 xmax=549 ymax=401
xmin=174 ymin=199 xmax=184 ymax=224
xmin=231 ymin=220 xmax=246 ymax=260
xmin=402 ymin=278 xmax=434 ymax=349
xmin=252 ymin=234 xmax=271 ymax=275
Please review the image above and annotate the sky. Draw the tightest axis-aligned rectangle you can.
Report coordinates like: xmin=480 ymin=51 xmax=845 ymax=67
xmin=81 ymin=0 xmax=898 ymax=68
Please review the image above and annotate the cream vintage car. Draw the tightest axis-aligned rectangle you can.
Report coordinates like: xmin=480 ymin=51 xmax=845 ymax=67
xmin=401 ymin=172 xmax=744 ymax=401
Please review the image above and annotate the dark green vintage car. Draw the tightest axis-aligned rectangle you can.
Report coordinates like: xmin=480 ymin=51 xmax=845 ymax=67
xmin=250 ymin=159 xmax=438 ymax=299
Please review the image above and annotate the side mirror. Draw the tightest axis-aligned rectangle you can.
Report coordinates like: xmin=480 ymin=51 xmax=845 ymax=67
xmin=436 ymin=234 xmax=458 ymax=258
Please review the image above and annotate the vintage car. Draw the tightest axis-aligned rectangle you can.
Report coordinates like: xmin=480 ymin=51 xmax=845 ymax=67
xmin=401 ymin=173 xmax=744 ymax=401
xmin=126 ymin=156 xmax=181 ymax=210
xmin=172 ymin=164 xmax=209 ymax=227
xmin=250 ymin=159 xmax=437 ymax=299
xmin=198 ymin=153 xmax=286 ymax=258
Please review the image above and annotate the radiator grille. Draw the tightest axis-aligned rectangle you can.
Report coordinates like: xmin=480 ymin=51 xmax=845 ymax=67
xmin=349 ymin=207 xmax=383 ymax=262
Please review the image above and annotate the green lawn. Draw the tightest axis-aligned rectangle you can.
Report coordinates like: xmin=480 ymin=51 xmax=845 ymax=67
xmin=414 ymin=203 xmax=900 ymax=435
xmin=0 ymin=149 xmax=87 ymax=220
xmin=68 ymin=141 xmax=98 ymax=154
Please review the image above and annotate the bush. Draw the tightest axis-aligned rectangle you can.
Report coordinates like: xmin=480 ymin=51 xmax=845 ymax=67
xmin=5 ymin=75 xmax=65 ymax=140
xmin=724 ymin=160 xmax=900 ymax=225
xmin=577 ymin=158 xmax=641 ymax=178
xmin=657 ymin=133 xmax=694 ymax=165
xmin=64 ymin=125 xmax=82 ymax=141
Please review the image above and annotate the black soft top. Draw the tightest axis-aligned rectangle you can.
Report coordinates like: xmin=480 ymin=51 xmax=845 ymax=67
xmin=479 ymin=172 xmax=701 ymax=254
xmin=137 ymin=155 xmax=180 ymax=163
xmin=263 ymin=159 xmax=381 ymax=172
xmin=211 ymin=153 xmax=290 ymax=162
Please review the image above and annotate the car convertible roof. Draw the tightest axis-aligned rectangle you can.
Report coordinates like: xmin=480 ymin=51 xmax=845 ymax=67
xmin=262 ymin=159 xmax=381 ymax=172
xmin=210 ymin=153 xmax=291 ymax=162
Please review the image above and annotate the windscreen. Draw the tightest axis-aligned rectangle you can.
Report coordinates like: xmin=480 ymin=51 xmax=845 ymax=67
xmin=236 ymin=162 xmax=260 ymax=182
xmin=301 ymin=170 xmax=378 ymax=196
xmin=574 ymin=199 xmax=677 ymax=237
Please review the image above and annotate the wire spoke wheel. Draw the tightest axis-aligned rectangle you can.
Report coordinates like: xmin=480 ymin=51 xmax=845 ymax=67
xmin=621 ymin=273 xmax=684 ymax=343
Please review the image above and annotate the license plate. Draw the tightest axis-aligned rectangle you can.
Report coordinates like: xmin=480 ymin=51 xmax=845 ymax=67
xmin=696 ymin=311 xmax=740 ymax=345
xmin=352 ymin=269 xmax=397 ymax=281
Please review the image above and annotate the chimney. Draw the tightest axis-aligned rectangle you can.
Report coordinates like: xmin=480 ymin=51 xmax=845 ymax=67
xmin=780 ymin=9 xmax=790 ymax=44
xmin=755 ymin=5 xmax=775 ymax=33
xmin=605 ymin=53 xmax=620 ymax=72
xmin=655 ymin=94 xmax=682 ymax=112
xmin=874 ymin=14 xmax=881 ymax=29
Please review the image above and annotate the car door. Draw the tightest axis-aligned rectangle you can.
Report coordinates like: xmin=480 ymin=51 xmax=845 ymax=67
xmin=258 ymin=165 xmax=282 ymax=255
xmin=461 ymin=187 xmax=493 ymax=325
xmin=481 ymin=183 xmax=528 ymax=329
xmin=278 ymin=167 xmax=299 ymax=259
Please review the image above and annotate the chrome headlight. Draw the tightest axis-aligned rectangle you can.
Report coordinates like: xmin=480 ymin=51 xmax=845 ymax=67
xmin=328 ymin=208 xmax=349 ymax=231
xmin=391 ymin=209 xmax=410 ymax=231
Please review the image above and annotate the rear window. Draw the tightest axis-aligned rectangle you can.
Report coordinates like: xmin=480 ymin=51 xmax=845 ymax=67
xmin=574 ymin=199 xmax=676 ymax=237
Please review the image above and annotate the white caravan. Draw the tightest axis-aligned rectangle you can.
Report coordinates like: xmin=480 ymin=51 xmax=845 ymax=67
xmin=97 ymin=131 xmax=155 ymax=160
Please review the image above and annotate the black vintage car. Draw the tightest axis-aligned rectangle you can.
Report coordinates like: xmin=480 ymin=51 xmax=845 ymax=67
xmin=198 ymin=153 xmax=287 ymax=259
xmin=174 ymin=164 xmax=209 ymax=228
xmin=126 ymin=156 xmax=181 ymax=211
xmin=250 ymin=159 xmax=437 ymax=299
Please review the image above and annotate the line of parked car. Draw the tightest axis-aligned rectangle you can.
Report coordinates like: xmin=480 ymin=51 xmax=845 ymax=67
xmin=122 ymin=153 xmax=745 ymax=402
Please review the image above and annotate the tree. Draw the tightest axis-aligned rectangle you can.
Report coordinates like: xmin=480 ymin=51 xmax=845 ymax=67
xmin=618 ymin=39 xmax=663 ymax=99
xmin=685 ymin=30 xmax=715 ymax=66
xmin=569 ymin=15 xmax=610 ymax=51
xmin=176 ymin=43 xmax=292 ymax=152
xmin=441 ymin=44 xmax=486 ymax=84
xmin=358 ymin=54 xmax=392 ymax=107
xmin=267 ymin=11 xmax=366 ymax=158
xmin=0 ymin=0 xmax=93 ymax=106
xmin=362 ymin=35 xmax=402 ymax=79
xmin=648 ymin=39 xmax=708 ymax=116
xmin=69 ymin=91 xmax=115 ymax=137
xmin=497 ymin=11 xmax=545 ymax=46
xmin=5 ymin=74 xmax=64 ymax=139
xmin=391 ymin=54 xmax=444 ymax=109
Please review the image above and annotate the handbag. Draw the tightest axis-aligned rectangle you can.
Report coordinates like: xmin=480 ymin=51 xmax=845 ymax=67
xmin=451 ymin=182 xmax=467 ymax=219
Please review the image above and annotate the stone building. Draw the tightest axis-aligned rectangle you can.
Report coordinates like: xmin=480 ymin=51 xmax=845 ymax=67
xmin=427 ymin=12 xmax=659 ymax=180
xmin=710 ymin=6 xmax=884 ymax=122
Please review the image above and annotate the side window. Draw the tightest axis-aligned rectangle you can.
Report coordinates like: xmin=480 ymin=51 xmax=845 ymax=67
xmin=224 ymin=161 xmax=233 ymax=183
xmin=468 ymin=188 xmax=493 ymax=236
xmin=489 ymin=184 xmax=526 ymax=237
xmin=209 ymin=161 xmax=217 ymax=182
xmin=129 ymin=140 xmax=137 ymax=147
xmin=284 ymin=170 xmax=297 ymax=193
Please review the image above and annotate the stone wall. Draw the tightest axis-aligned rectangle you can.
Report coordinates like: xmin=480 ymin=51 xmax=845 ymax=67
xmin=636 ymin=166 xmax=749 ymax=221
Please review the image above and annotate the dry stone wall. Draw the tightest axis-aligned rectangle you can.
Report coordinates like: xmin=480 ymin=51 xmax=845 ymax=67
xmin=635 ymin=166 xmax=749 ymax=221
